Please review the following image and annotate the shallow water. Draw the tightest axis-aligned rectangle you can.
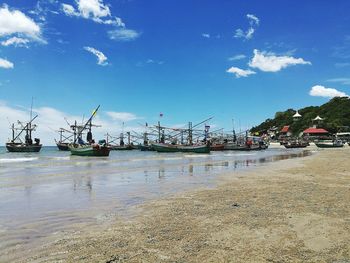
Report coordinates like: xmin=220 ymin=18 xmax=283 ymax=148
xmin=0 ymin=146 xmax=313 ymax=258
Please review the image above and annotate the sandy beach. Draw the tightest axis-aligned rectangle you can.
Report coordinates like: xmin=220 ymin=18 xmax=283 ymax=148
xmin=14 ymin=148 xmax=350 ymax=262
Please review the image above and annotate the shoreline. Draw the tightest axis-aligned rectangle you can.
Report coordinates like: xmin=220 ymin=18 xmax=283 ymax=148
xmin=6 ymin=148 xmax=350 ymax=262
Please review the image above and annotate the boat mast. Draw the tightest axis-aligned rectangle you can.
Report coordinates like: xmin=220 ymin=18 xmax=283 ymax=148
xmin=12 ymin=123 xmax=15 ymax=142
xmin=188 ymin=122 xmax=193 ymax=145
xmin=29 ymin=97 xmax=33 ymax=141
xmin=158 ymin=121 xmax=161 ymax=142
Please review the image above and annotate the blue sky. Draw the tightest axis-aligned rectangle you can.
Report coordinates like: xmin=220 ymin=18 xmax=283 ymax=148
xmin=1 ymin=0 xmax=350 ymax=143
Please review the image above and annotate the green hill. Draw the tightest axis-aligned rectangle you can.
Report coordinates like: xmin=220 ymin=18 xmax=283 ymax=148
xmin=251 ymin=97 xmax=350 ymax=135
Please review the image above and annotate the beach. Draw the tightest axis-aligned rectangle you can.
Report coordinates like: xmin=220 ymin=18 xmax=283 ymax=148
xmin=10 ymin=147 xmax=346 ymax=262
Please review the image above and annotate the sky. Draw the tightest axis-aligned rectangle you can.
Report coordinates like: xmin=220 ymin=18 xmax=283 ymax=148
xmin=1 ymin=0 xmax=350 ymax=144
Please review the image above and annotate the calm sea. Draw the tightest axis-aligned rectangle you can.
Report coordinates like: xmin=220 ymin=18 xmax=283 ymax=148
xmin=0 ymin=145 xmax=313 ymax=260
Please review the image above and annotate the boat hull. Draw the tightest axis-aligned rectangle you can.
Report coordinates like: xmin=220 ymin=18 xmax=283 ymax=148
xmin=315 ymin=143 xmax=343 ymax=148
xmin=108 ymin=145 xmax=133 ymax=151
xmin=224 ymin=144 xmax=268 ymax=151
xmin=6 ymin=143 xmax=42 ymax=152
xmin=152 ymin=143 xmax=210 ymax=153
xmin=139 ymin=145 xmax=155 ymax=151
xmin=69 ymin=145 xmax=110 ymax=156
xmin=210 ymin=144 xmax=225 ymax=151
xmin=56 ymin=142 xmax=70 ymax=151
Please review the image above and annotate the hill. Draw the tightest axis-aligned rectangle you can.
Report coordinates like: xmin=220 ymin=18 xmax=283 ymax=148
xmin=251 ymin=97 xmax=350 ymax=135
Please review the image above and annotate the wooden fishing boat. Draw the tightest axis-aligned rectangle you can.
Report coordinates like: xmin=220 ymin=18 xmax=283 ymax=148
xmin=6 ymin=102 xmax=42 ymax=153
xmin=139 ymin=144 xmax=155 ymax=151
xmin=55 ymin=141 xmax=69 ymax=151
xmin=68 ymin=105 xmax=110 ymax=157
xmin=108 ymin=145 xmax=133 ymax=150
xmin=315 ymin=140 xmax=344 ymax=148
xmin=210 ymin=144 xmax=225 ymax=151
xmin=6 ymin=142 xmax=42 ymax=152
xmin=69 ymin=144 xmax=110 ymax=157
xmin=152 ymin=143 xmax=210 ymax=153
xmin=283 ymin=141 xmax=309 ymax=149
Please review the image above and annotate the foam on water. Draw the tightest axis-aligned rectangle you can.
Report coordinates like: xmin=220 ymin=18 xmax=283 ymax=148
xmin=0 ymin=157 xmax=38 ymax=163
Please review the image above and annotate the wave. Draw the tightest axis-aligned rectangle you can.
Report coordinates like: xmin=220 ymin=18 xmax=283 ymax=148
xmin=0 ymin=157 xmax=38 ymax=163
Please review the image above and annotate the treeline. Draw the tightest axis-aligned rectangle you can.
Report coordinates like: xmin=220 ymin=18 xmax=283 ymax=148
xmin=251 ymin=97 xmax=350 ymax=135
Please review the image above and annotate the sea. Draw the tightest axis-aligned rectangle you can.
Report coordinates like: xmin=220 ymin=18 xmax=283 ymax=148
xmin=0 ymin=145 xmax=314 ymax=259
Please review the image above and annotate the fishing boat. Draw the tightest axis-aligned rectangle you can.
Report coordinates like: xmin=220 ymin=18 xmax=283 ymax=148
xmin=283 ymin=140 xmax=309 ymax=149
xmin=68 ymin=105 xmax=110 ymax=157
xmin=315 ymin=139 xmax=344 ymax=148
xmin=69 ymin=141 xmax=110 ymax=157
xmin=105 ymin=130 xmax=135 ymax=151
xmin=210 ymin=143 xmax=225 ymax=151
xmin=55 ymin=127 xmax=74 ymax=151
xmin=152 ymin=143 xmax=210 ymax=153
xmin=6 ymin=102 xmax=42 ymax=153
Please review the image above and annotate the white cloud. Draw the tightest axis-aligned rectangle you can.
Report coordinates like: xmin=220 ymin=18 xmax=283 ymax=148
xmin=0 ymin=5 xmax=44 ymax=43
xmin=226 ymin=66 xmax=256 ymax=78
xmin=84 ymin=46 xmax=108 ymax=66
xmin=105 ymin=111 xmax=140 ymax=122
xmin=61 ymin=0 xmax=125 ymax=26
xmin=247 ymin=14 xmax=259 ymax=26
xmin=234 ymin=13 xmax=259 ymax=40
xmin=249 ymin=49 xmax=311 ymax=72
xmin=62 ymin=3 xmax=78 ymax=16
xmin=1 ymin=36 xmax=29 ymax=47
xmin=228 ymin=54 xmax=246 ymax=61
xmin=202 ymin=33 xmax=210 ymax=38
xmin=309 ymin=85 xmax=348 ymax=98
xmin=0 ymin=58 xmax=14 ymax=69
xmin=326 ymin=78 xmax=350 ymax=85
xmin=108 ymin=28 xmax=140 ymax=41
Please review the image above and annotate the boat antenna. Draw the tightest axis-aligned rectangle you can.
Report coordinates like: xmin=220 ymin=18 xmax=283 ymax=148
xmin=30 ymin=97 xmax=33 ymax=122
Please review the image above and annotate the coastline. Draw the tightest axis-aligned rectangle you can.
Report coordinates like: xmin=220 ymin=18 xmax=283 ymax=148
xmin=15 ymin=148 xmax=350 ymax=262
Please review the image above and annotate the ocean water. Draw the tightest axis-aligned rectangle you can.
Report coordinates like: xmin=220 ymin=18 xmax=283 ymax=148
xmin=0 ymin=145 xmax=313 ymax=258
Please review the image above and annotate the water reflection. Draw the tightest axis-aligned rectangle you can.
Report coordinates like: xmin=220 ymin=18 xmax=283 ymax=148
xmin=0 ymin=147 xmax=313 ymax=260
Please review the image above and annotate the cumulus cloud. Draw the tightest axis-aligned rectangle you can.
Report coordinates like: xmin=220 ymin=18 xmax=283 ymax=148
xmin=226 ymin=66 xmax=256 ymax=78
xmin=61 ymin=0 xmax=125 ymax=26
xmin=84 ymin=46 xmax=108 ymax=66
xmin=108 ymin=28 xmax=140 ymax=41
xmin=0 ymin=4 xmax=45 ymax=44
xmin=234 ymin=13 xmax=259 ymax=40
xmin=249 ymin=49 xmax=311 ymax=72
xmin=309 ymin=85 xmax=348 ymax=98
xmin=0 ymin=58 xmax=14 ymax=69
xmin=105 ymin=112 xmax=140 ymax=122
xmin=228 ymin=54 xmax=246 ymax=61
xmin=1 ymin=36 xmax=29 ymax=47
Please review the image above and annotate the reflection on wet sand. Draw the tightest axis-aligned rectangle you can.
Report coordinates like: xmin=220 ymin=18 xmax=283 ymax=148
xmin=0 ymin=147 xmax=313 ymax=261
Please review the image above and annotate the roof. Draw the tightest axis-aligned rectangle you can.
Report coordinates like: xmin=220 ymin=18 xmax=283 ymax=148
xmin=293 ymin=111 xmax=302 ymax=118
xmin=281 ymin=126 xmax=290 ymax=133
xmin=313 ymin=115 xmax=323 ymax=121
xmin=303 ymin=128 xmax=328 ymax=134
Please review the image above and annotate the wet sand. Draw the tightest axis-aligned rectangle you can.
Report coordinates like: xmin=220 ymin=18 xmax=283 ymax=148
xmin=15 ymin=148 xmax=350 ymax=262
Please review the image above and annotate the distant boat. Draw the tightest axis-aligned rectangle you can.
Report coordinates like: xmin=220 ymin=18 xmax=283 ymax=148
xmin=210 ymin=143 xmax=225 ymax=151
xmin=315 ymin=139 xmax=344 ymax=148
xmin=152 ymin=143 xmax=210 ymax=153
xmin=56 ymin=141 xmax=69 ymax=151
xmin=69 ymin=143 xmax=110 ymax=157
xmin=283 ymin=140 xmax=309 ymax=149
xmin=68 ymin=105 xmax=110 ymax=157
xmin=6 ymin=102 xmax=42 ymax=153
